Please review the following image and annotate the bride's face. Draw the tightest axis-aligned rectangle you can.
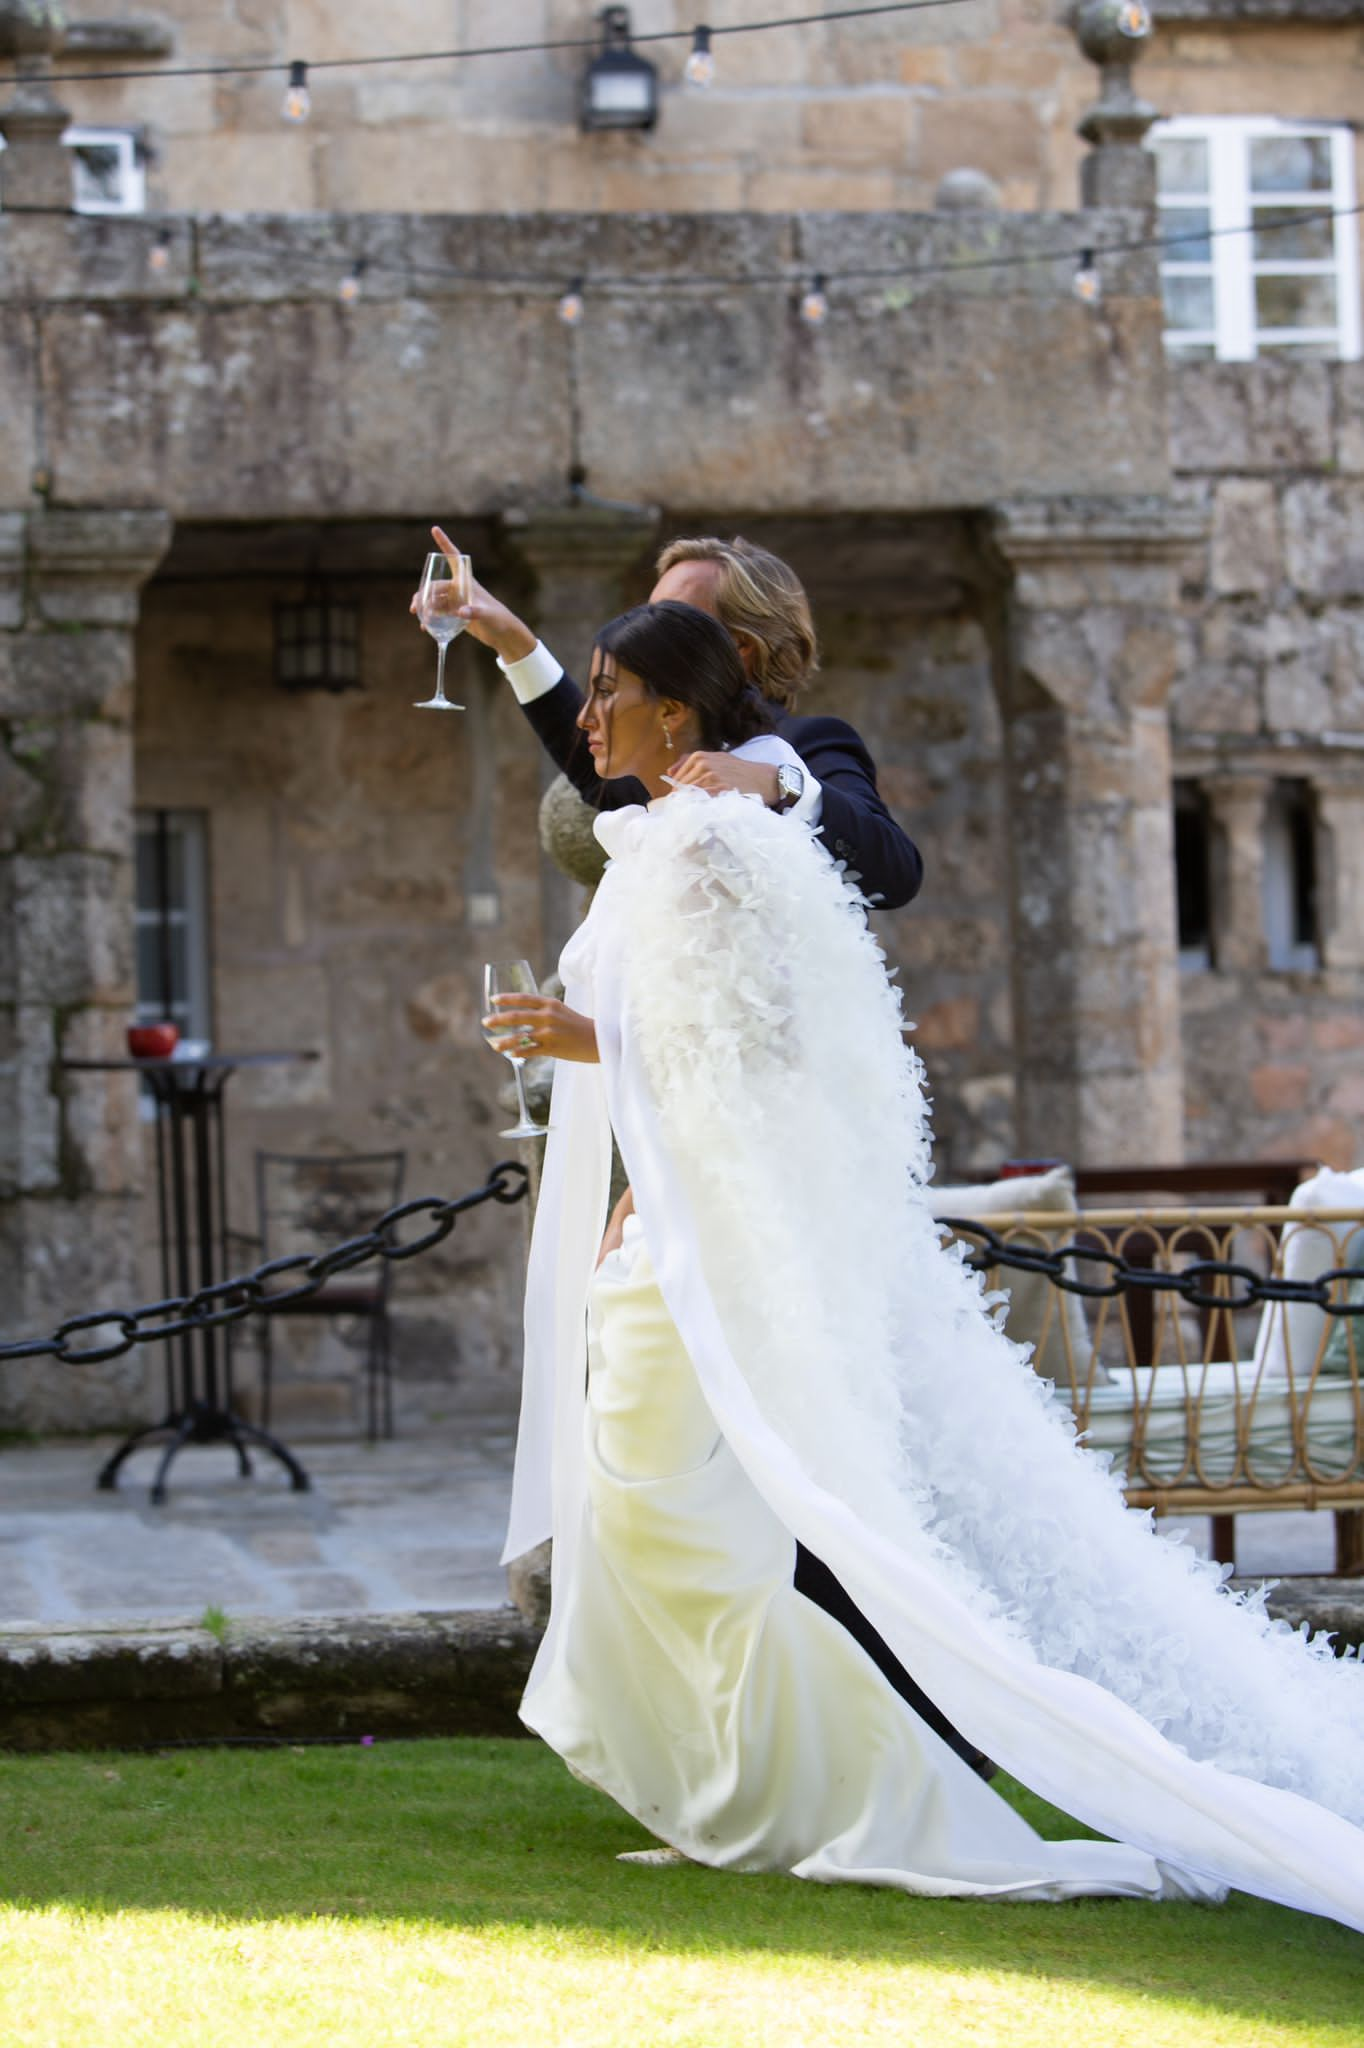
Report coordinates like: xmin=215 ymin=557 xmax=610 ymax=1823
xmin=577 ymin=654 xmax=690 ymax=789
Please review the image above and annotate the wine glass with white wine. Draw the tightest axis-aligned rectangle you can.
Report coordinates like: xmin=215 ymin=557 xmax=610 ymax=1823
xmin=482 ymin=960 xmax=549 ymax=1140
xmin=415 ymin=550 xmax=469 ymax=711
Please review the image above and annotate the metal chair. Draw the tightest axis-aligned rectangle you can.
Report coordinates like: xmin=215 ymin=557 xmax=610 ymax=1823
xmin=253 ymin=1150 xmax=406 ymax=1442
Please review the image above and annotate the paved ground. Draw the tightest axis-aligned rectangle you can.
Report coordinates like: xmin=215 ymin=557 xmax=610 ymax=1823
xmin=0 ymin=1419 xmax=519 ymax=1628
xmin=0 ymin=1424 xmax=1339 ymax=1630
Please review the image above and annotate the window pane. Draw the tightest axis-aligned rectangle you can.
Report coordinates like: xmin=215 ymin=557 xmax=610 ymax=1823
xmin=1255 ymin=272 xmax=1338 ymax=330
xmin=1252 ymin=206 xmax=1335 ymax=263
xmin=1165 ymin=340 xmax=1217 ymax=360
xmin=1163 ymin=273 xmax=1215 ymax=330
xmin=1249 ymin=134 xmax=1332 ymax=194
xmin=136 ymin=925 xmax=167 ymax=1010
xmin=1160 ymin=207 xmax=1212 ymax=264
xmin=1257 ymin=337 xmax=1339 ymax=358
xmin=71 ymin=142 xmax=124 ymax=206
xmin=1155 ymin=137 xmax=1209 ymax=196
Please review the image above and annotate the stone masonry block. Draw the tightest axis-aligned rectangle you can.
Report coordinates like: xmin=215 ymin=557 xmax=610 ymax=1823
xmin=1 ymin=630 xmax=135 ymax=720
xmin=1282 ymin=481 xmax=1364 ymax=601
xmin=51 ymin=719 xmax=135 ymax=859
xmin=1169 ymin=361 xmax=1333 ymax=474
xmin=28 ymin=509 xmax=172 ymax=625
xmin=13 ymin=852 xmax=134 ymax=1007
xmin=59 ymin=1006 xmax=143 ymax=1198
xmin=1209 ymin=479 xmax=1280 ymax=597
xmin=1336 ymin=363 xmax=1364 ymax=476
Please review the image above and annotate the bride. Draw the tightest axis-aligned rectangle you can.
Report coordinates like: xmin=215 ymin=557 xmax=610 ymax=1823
xmin=485 ymin=598 xmax=1364 ymax=1931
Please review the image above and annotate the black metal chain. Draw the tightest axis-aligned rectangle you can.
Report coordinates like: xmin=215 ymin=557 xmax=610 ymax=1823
xmin=0 ymin=1161 xmax=529 ymax=1369
xmin=944 ymin=1219 xmax=1364 ymax=1316
xmin=4 ymin=1175 xmax=1359 ymax=1370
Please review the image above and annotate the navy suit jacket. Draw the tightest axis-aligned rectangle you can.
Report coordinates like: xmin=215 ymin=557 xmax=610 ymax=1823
xmin=521 ymin=672 xmax=924 ymax=910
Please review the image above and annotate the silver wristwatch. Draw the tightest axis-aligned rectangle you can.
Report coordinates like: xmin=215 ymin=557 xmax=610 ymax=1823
xmin=775 ymin=763 xmax=805 ymax=812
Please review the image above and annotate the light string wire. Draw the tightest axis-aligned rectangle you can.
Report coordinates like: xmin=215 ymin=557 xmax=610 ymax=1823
xmin=7 ymin=198 xmax=1357 ymax=300
xmin=0 ymin=2 xmax=982 ymax=89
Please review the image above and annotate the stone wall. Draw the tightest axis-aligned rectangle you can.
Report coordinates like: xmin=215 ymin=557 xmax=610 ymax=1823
xmin=0 ymin=209 xmax=1166 ymax=522
xmin=1170 ymin=359 xmax=1364 ymax=1166
xmin=48 ymin=6 xmax=1363 ymax=284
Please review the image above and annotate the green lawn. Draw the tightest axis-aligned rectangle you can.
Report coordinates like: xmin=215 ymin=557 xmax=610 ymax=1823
xmin=0 ymin=1738 xmax=1358 ymax=2048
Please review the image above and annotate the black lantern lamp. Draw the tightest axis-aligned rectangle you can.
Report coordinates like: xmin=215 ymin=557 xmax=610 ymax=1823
xmin=582 ymin=7 xmax=658 ymax=132
xmin=274 ymin=576 xmax=361 ymax=693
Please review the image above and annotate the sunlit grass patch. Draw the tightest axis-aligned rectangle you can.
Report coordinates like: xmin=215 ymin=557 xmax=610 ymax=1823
xmin=0 ymin=1740 xmax=1358 ymax=2047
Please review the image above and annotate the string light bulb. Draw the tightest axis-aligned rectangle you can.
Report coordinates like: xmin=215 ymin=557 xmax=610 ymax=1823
xmin=558 ymin=277 xmax=585 ymax=326
xmin=685 ymin=26 xmax=715 ymax=88
xmin=799 ymin=274 xmax=829 ymax=326
xmin=338 ymin=258 xmax=366 ymax=304
xmin=283 ymin=60 xmax=311 ymax=123
xmin=1117 ymin=0 xmax=1152 ymax=33
xmin=146 ymin=230 xmax=172 ymax=277
xmin=1073 ymin=249 xmax=1102 ymax=305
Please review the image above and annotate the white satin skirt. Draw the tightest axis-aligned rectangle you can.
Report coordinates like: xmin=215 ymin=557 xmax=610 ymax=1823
xmin=520 ymin=1226 xmax=1223 ymax=1905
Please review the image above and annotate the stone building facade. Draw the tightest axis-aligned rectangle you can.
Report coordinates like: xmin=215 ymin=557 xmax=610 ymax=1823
xmin=1 ymin=1 xmax=1362 ymax=1436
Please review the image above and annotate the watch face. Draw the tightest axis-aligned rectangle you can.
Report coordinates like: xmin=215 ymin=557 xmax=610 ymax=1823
xmin=778 ymin=764 xmax=804 ymax=806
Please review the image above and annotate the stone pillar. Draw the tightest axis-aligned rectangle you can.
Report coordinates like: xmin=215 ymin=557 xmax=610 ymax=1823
xmin=1203 ymin=777 xmax=1268 ymax=973
xmin=1313 ymin=781 xmax=1364 ymax=972
xmin=0 ymin=506 xmax=172 ymax=1427
xmin=1071 ymin=0 xmax=1158 ymax=213
xmin=986 ymin=496 xmax=1206 ymax=1165
xmin=499 ymin=502 xmax=660 ymax=965
xmin=0 ymin=7 xmax=72 ymax=214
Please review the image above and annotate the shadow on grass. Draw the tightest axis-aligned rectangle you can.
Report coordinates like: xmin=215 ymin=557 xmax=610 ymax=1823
xmin=0 ymin=1738 xmax=1359 ymax=2034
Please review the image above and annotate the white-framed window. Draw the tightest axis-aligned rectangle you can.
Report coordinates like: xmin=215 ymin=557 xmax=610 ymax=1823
xmin=0 ymin=125 xmax=146 ymax=213
xmin=134 ymin=810 xmax=213 ymax=1042
xmin=1152 ymin=117 xmax=1361 ymax=361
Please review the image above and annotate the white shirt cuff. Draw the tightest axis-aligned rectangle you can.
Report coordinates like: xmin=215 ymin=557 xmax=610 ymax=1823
xmin=498 ymin=641 xmax=564 ymax=705
xmin=789 ymin=766 xmax=823 ymax=828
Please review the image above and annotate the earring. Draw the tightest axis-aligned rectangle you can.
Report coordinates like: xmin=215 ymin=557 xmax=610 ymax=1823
xmin=663 ymin=723 xmax=674 ymax=753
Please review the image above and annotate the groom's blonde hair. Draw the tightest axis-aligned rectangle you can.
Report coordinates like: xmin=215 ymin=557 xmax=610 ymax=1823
xmin=654 ymin=536 xmax=819 ymax=712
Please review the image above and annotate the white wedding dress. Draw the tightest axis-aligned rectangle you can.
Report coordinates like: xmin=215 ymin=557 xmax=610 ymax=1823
xmin=509 ymin=737 xmax=1364 ymax=1931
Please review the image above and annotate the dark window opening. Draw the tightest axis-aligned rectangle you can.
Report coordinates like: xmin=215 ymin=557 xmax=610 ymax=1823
xmin=1264 ymin=778 xmax=1320 ymax=971
xmin=1174 ymin=781 xmax=1212 ymax=968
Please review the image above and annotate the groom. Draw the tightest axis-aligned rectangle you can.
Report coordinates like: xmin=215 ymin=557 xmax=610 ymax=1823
xmin=427 ymin=528 xmax=923 ymax=910
xmin=424 ymin=529 xmax=990 ymax=1775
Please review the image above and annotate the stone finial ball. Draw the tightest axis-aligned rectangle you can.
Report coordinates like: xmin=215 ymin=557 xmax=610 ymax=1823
xmin=539 ymin=773 xmax=610 ymax=888
xmin=0 ymin=3 xmax=67 ymax=58
xmin=934 ymin=168 xmax=1002 ymax=213
xmin=1071 ymin=0 xmax=1152 ymax=67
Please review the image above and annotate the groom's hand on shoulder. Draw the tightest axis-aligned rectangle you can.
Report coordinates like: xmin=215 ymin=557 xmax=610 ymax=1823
xmin=669 ymin=752 xmax=780 ymax=807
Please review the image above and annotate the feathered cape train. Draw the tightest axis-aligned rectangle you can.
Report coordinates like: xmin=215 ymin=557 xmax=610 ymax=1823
xmin=506 ymin=752 xmax=1364 ymax=1933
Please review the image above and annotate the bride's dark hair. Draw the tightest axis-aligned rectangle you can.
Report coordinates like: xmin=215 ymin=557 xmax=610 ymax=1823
xmin=592 ymin=601 xmax=773 ymax=751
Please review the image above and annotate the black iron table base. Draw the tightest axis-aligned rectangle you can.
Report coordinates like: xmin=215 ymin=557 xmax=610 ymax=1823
xmin=62 ymin=1050 xmax=319 ymax=1505
xmin=97 ymin=1400 xmax=311 ymax=1508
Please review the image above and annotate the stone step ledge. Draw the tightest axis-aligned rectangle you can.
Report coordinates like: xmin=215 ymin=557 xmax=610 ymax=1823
xmin=0 ymin=1582 xmax=1357 ymax=1754
xmin=0 ymin=1609 xmax=540 ymax=1753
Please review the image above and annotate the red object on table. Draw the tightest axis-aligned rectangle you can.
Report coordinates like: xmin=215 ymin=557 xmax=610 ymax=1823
xmin=127 ymin=1022 xmax=180 ymax=1059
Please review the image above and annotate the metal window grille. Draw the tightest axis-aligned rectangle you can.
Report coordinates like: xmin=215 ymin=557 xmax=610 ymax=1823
xmin=274 ymin=582 xmax=362 ymax=693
